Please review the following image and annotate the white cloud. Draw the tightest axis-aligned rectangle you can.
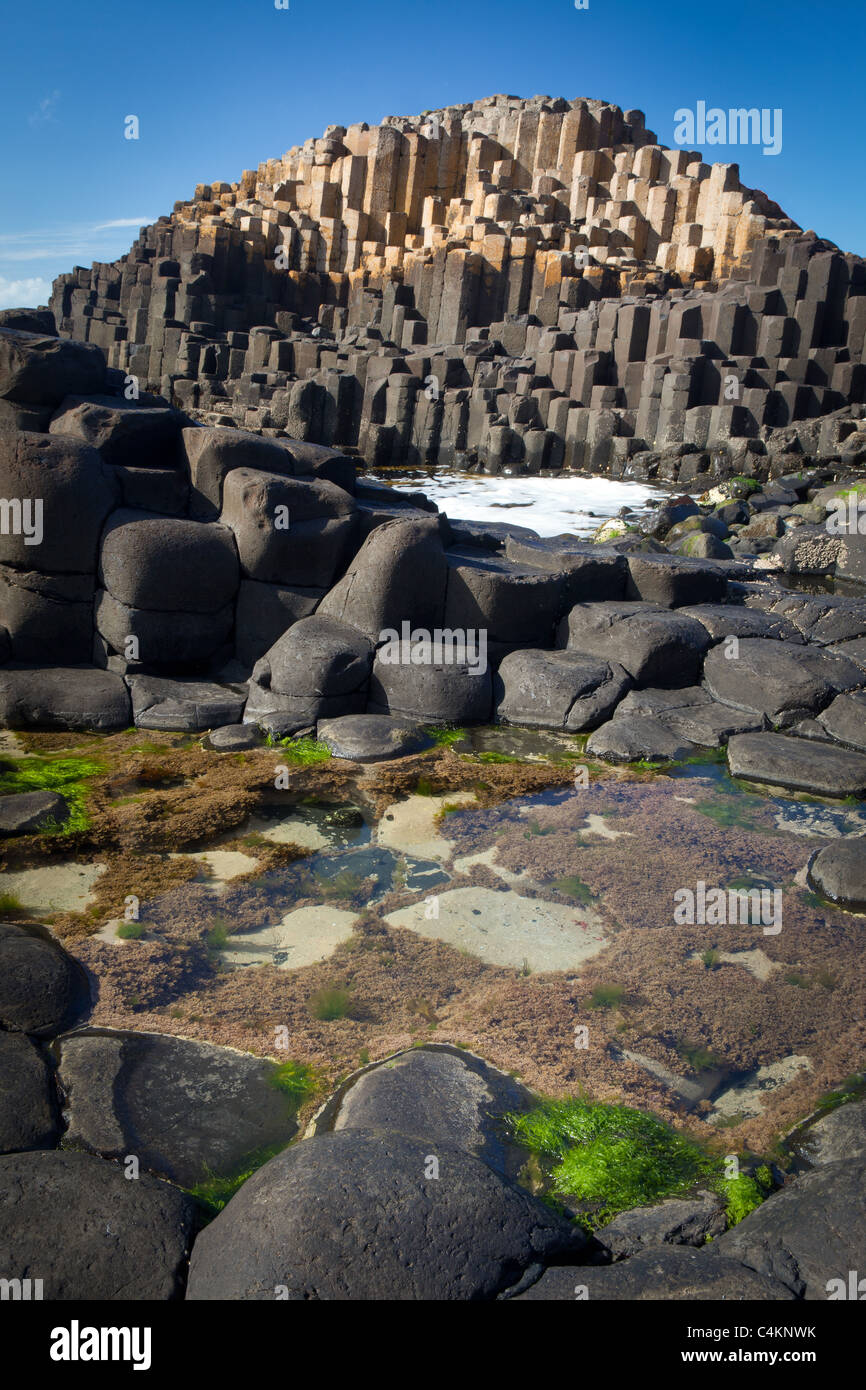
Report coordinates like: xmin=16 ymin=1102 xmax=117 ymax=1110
xmin=28 ymin=90 xmax=61 ymax=128
xmin=0 ymin=276 xmax=53 ymax=310
xmin=92 ymin=218 xmax=156 ymax=230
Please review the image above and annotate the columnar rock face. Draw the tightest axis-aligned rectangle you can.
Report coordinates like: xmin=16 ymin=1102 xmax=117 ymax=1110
xmin=44 ymin=94 xmax=866 ymax=481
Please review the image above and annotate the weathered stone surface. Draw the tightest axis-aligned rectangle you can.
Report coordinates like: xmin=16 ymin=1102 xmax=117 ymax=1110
xmin=186 ymin=1129 xmax=584 ymax=1300
xmin=95 ymin=589 xmax=234 ymax=667
xmin=586 ymin=713 xmax=699 ymax=763
xmin=0 ymin=1032 xmax=58 ymax=1153
xmin=128 ymin=675 xmax=246 ymax=730
xmin=0 ymin=566 xmax=95 ymax=664
xmin=205 ymin=722 xmax=263 ymax=751
xmin=626 ymin=553 xmax=727 ymax=608
xmin=807 ymin=836 xmax=866 ymax=911
xmin=257 ymin=615 xmax=372 ymax=699
xmin=593 ymin=1193 xmax=727 ymax=1261
xmin=56 ymin=1031 xmax=302 ymax=1187
xmin=316 ymin=713 xmax=433 ymax=762
xmin=679 ymin=604 xmax=803 ymax=644
xmin=0 ymin=1149 xmax=194 ymax=1299
xmin=711 ymin=1159 xmax=866 ymax=1299
xmin=0 ymin=431 xmax=118 ymax=572
xmin=0 ymin=789 xmax=69 ymax=836
xmin=444 ymin=551 xmax=565 ymax=647
xmin=818 ymin=689 xmax=866 ymax=751
xmin=558 ymin=602 xmax=710 ymax=686
xmin=798 ymin=1100 xmax=866 ymax=1166
xmin=704 ymin=638 xmax=863 ymax=726
xmin=515 ymin=1244 xmax=794 ymax=1300
xmin=505 ymin=537 xmax=629 ymax=601
xmin=368 ymin=644 xmax=493 ymax=724
xmin=318 ymin=517 xmax=448 ymax=641
xmin=99 ymin=510 xmax=239 ymax=612
xmin=315 ymin=1047 xmax=535 ymax=1180
xmin=181 ymin=425 xmax=296 ymax=519
xmin=0 ymin=667 xmax=131 ymax=730
xmin=220 ymin=467 xmax=357 ymax=587
xmin=0 ymin=328 xmax=105 ymax=405
xmin=234 ymin=578 xmax=323 ymax=669
xmin=49 ymin=394 xmax=185 ymax=467
xmin=495 ymin=649 xmax=631 ymax=731
xmin=0 ymin=922 xmax=90 ymax=1036
xmin=727 ymin=732 xmax=866 ymax=797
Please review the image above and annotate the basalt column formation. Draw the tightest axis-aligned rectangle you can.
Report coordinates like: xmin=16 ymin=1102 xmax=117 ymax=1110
xmin=49 ymin=94 xmax=866 ymax=482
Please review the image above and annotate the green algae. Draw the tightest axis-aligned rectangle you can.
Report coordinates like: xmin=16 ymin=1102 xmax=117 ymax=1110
xmin=0 ymin=755 xmax=105 ymax=836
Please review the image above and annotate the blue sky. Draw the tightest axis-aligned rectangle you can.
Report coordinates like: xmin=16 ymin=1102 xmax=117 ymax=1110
xmin=1 ymin=0 xmax=863 ymax=309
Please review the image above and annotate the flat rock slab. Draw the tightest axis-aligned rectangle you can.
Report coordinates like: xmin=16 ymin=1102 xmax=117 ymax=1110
xmin=0 ymin=1032 xmax=58 ymax=1152
xmin=0 ymin=667 xmax=130 ymax=731
xmin=0 ymin=1149 xmax=194 ymax=1300
xmin=818 ymin=689 xmax=866 ymax=751
xmin=57 ymin=1031 xmax=302 ymax=1187
xmin=314 ymin=1046 xmax=535 ymax=1180
xmin=0 ymin=922 xmax=90 ymax=1036
xmin=377 ymin=790 xmax=477 ymax=860
xmin=204 ymin=723 xmax=263 ymax=751
xmin=128 ymin=675 xmax=247 ymax=731
xmin=704 ymin=638 xmax=862 ymax=726
xmin=221 ymin=905 xmax=358 ymax=970
xmin=316 ymin=713 xmax=433 ymax=762
xmin=0 ymin=789 xmax=69 ymax=835
xmin=679 ymin=604 xmax=803 ymax=643
xmin=807 ymin=837 xmax=866 ymax=911
xmin=711 ymin=1157 xmax=866 ymax=1298
xmin=494 ymin=649 xmax=631 ymax=731
xmin=727 ymin=732 xmax=866 ymax=797
xmin=385 ymin=885 xmax=607 ymax=972
xmin=586 ymin=714 xmax=698 ymax=763
xmin=798 ymin=1100 xmax=866 ymax=1166
xmin=186 ymin=1129 xmax=584 ymax=1300
xmin=626 ymin=553 xmax=728 ymax=607
xmin=515 ymin=1245 xmax=794 ymax=1300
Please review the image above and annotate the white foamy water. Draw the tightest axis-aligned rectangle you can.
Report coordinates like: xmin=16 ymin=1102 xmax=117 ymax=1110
xmin=381 ymin=471 xmax=666 ymax=538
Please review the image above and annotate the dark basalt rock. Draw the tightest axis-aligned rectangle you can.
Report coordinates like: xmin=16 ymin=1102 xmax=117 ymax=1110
xmin=0 ymin=1149 xmax=194 ymax=1300
xmin=0 ymin=789 xmax=69 ymax=836
xmin=495 ymin=649 xmax=631 ymax=731
xmin=0 ymin=1032 xmax=58 ymax=1153
xmin=703 ymin=638 xmax=863 ymax=726
xmin=513 ymin=1244 xmax=794 ymax=1300
xmin=0 ymin=666 xmax=131 ymax=731
xmin=316 ymin=712 xmax=433 ymax=761
xmin=727 ymin=731 xmax=866 ymax=797
xmin=807 ymin=835 xmax=866 ymax=911
xmin=186 ymin=1129 xmax=585 ymax=1300
xmin=0 ymin=922 xmax=90 ymax=1037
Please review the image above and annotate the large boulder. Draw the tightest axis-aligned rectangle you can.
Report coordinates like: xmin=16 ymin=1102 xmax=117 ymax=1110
xmin=727 ymin=732 xmax=866 ymax=797
xmin=318 ymin=517 xmax=448 ymax=642
xmin=0 ymin=789 xmax=69 ymax=836
xmin=0 ymin=922 xmax=90 ymax=1036
xmin=586 ymin=714 xmax=699 ymax=763
xmin=0 ymin=431 xmax=118 ymax=571
xmin=0 ymin=1032 xmax=58 ymax=1153
xmin=444 ymin=550 xmax=565 ymax=650
xmin=515 ymin=1245 xmax=794 ymax=1300
xmin=56 ymin=1031 xmax=302 ymax=1187
xmin=245 ymin=615 xmax=372 ymax=730
xmin=313 ymin=1047 xmax=535 ymax=1181
xmin=49 ymin=394 xmax=185 ymax=468
xmin=557 ymin=602 xmax=711 ymax=687
xmin=0 ymin=667 xmax=131 ymax=731
xmin=807 ymin=836 xmax=866 ymax=911
xmin=368 ymin=640 xmax=493 ymax=724
xmin=181 ymin=426 xmax=296 ymax=519
xmin=220 ymin=468 xmax=357 ymax=588
xmin=0 ymin=567 xmax=95 ymax=663
xmin=625 ymin=553 xmax=728 ymax=607
xmin=99 ymin=510 xmax=239 ymax=613
xmin=711 ymin=1158 xmax=866 ymax=1299
xmin=704 ymin=639 xmax=863 ymax=726
xmin=0 ymin=328 xmax=105 ymax=405
xmin=495 ymin=650 xmax=631 ymax=731
xmin=0 ymin=1150 xmax=194 ymax=1300
xmin=95 ymin=590 xmax=234 ymax=668
xmin=593 ymin=1193 xmax=726 ymax=1261
xmin=186 ymin=1129 xmax=584 ymax=1300
xmin=234 ymin=579 xmax=323 ymax=669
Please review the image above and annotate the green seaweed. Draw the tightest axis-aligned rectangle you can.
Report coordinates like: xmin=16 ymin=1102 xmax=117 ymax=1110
xmin=0 ymin=755 xmax=105 ymax=836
